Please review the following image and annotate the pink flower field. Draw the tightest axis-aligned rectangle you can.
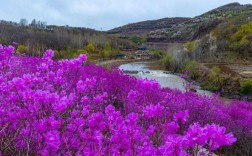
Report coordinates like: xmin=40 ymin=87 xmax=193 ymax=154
xmin=0 ymin=44 xmax=251 ymax=155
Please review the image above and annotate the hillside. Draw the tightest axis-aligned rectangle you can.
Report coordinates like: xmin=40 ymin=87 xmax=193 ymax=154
xmin=107 ymin=3 xmax=252 ymax=100
xmin=0 ymin=21 xmax=133 ymax=57
xmin=108 ymin=3 xmax=252 ymax=43
xmin=199 ymin=2 xmax=252 ymax=18
xmin=107 ymin=17 xmax=191 ymax=36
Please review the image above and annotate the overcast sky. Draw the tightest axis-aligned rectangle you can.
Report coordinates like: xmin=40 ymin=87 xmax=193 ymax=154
xmin=0 ymin=0 xmax=251 ymax=30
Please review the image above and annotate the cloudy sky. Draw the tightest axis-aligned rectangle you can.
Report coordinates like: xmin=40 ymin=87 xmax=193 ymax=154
xmin=0 ymin=0 xmax=251 ymax=30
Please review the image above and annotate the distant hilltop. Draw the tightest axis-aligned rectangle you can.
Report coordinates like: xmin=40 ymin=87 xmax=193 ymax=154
xmin=107 ymin=2 xmax=252 ymax=43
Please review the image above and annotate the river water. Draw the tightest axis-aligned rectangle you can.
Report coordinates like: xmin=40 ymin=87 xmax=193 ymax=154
xmin=119 ymin=62 xmax=211 ymax=96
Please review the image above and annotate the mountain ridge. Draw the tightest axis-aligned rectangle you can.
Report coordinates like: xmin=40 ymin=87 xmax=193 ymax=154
xmin=107 ymin=17 xmax=191 ymax=36
xmin=107 ymin=2 xmax=252 ymax=43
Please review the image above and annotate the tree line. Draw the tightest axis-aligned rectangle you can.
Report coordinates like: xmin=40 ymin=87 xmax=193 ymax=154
xmin=0 ymin=22 xmax=134 ymax=59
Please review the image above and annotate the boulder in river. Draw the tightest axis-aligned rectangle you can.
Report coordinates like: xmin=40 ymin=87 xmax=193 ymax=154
xmin=124 ymin=70 xmax=139 ymax=74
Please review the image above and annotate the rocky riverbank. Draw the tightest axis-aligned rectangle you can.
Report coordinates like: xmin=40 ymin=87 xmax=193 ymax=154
xmin=196 ymin=63 xmax=252 ymax=101
xmin=94 ymin=59 xmax=134 ymax=69
xmin=95 ymin=59 xmax=252 ymax=101
xmin=94 ymin=59 xmax=155 ymax=69
xmin=144 ymin=61 xmax=252 ymax=101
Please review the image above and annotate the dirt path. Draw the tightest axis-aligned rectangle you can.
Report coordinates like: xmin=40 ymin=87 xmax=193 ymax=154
xmin=200 ymin=63 xmax=252 ymax=78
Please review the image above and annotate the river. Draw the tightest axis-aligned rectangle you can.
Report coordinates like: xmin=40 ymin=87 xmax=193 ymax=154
xmin=119 ymin=62 xmax=211 ymax=96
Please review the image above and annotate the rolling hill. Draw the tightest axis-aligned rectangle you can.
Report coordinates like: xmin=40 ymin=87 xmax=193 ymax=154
xmin=108 ymin=2 xmax=252 ymax=43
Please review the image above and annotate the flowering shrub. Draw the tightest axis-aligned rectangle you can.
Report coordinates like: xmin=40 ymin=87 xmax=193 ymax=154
xmin=0 ymin=44 xmax=251 ymax=155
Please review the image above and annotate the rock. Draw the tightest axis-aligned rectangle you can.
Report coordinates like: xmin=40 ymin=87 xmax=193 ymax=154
xmin=163 ymin=71 xmax=171 ymax=74
xmin=124 ymin=70 xmax=138 ymax=74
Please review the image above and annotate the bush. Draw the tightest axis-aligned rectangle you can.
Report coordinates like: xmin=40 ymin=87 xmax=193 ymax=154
xmin=184 ymin=41 xmax=196 ymax=53
xmin=240 ymin=78 xmax=252 ymax=94
xmin=1 ymin=44 xmax=252 ymax=155
xmin=150 ymin=49 xmax=166 ymax=59
xmin=229 ymin=21 xmax=252 ymax=57
xmin=76 ymin=49 xmax=91 ymax=61
xmin=226 ymin=51 xmax=240 ymax=62
xmin=131 ymin=36 xmax=146 ymax=45
xmin=202 ymin=81 xmax=219 ymax=91
xmin=182 ymin=60 xmax=199 ymax=79
xmin=17 ymin=44 xmax=28 ymax=53
xmin=161 ymin=54 xmax=174 ymax=70
xmin=101 ymin=42 xmax=112 ymax=58
xmin=208 ymin=66 xmax=224 ymax=91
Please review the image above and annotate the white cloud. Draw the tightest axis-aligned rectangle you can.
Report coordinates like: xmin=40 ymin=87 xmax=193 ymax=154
xmin=0 ymin=0 xmax=251 ymax=30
